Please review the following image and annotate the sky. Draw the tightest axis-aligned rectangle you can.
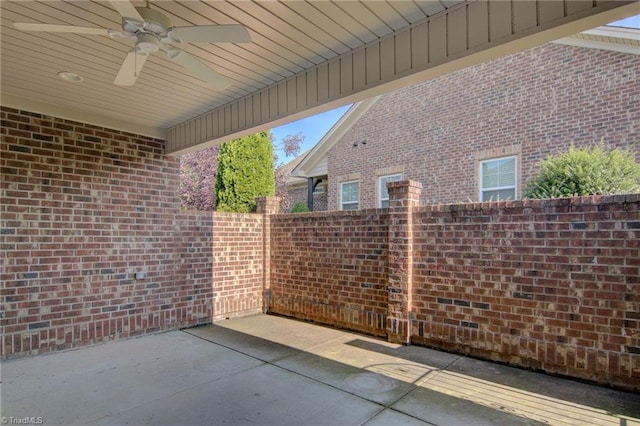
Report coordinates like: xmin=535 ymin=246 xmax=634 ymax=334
xmin=609 ymin=15 xmax=640 ymax=28
xmin=271 ymin=104 xmax=351 ymax=165
xmin=270 ymin=14 xmax=638 ymax=165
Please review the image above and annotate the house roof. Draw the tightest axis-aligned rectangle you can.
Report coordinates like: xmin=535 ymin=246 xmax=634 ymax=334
xmin=278 ymin=149 xmax=310 ymax=187
xmin=1 ymin=1 xmax=635 ymax=156
xmin=291 ymin=97 xmax=380 ymax=179
xmin=290 ymin=26 xmax=639 ymax=180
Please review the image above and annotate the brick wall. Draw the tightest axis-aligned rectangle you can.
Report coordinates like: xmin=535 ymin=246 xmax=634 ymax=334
xmin=327 ymin=43 xmax=639 ymax=210
xmin=410 ymin=194 xmax=640 ymax=389
xmin=287 ymin=186 xmax=308 ymax=211
xmin=212 ymin=212 xmax=264 ymax=320
xmin=1 ymin=107 xmax=213 ymax=358
xmin=270 ymin=209 xmax=389 ymax=336
xmin=6 ymin=105 xmax=636 ymax=388
xmin=262 ymin=182 xmax=640 ymax=390
xmin=287 ymin=184 xmax=328 ymax=212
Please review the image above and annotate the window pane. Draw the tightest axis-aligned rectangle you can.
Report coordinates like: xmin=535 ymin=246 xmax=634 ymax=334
xmin=497 ymin=158 xmax=516 ymax=186
xmin=341 ymin=181 xmax=359 ymax=210
xmin=481 ymin=157 xmax=516 ymax=189
xmin=342 ymin=202 xmax=359 ymax=210
xmin=480 ymin=156 xmax=517 ymax=201
xmin=482 ymin=171 xmax=499 ymax=188
xmin=482 ymin=188 xmax=515 ymax=201
xmin=379 ymin=174 xmax=402 ymax=200
xmin=342 ymin=182 xmax=358 ymax=203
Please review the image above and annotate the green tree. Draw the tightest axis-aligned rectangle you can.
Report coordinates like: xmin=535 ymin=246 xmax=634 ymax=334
xmin=215 ymin=131 xmax=275 ymax=212
xmin=524 ymin=144 xmax=640 ymax=199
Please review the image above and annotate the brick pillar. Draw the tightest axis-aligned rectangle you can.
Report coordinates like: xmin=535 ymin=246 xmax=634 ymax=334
xmin=386 ymin=180 xmax=422 ymax=344
xmin=256 ymin=196 xmax=280 ymax=313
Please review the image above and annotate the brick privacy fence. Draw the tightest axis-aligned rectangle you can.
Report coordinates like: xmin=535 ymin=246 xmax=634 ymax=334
xmin=211 ymin=197 xmax=279 ymax=320
xmin=270 ymin=209 xmax=389 ymax=336
xmin=215 ymin=181 xmax=639 ymax=390
xmin=3 ymin=106 xmax=638 ymax=389
xmin=1 ymin=107 xmax=213 ymax=358
xmin=408 ymin=188 xmax=640 ymax=389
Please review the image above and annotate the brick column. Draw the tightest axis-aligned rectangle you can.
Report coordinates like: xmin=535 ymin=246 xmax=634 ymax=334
xmin=256 ymin=196 xmax=280 ymax=313
xmin=386 ymin=180 xmax=422 ymax=344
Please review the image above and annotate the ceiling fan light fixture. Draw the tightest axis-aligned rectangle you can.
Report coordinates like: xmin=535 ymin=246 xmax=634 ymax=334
xmin=57 ymin=71 xmax=84 ymax=83
xmin=136 ymin=32 xmax=161 ymax=53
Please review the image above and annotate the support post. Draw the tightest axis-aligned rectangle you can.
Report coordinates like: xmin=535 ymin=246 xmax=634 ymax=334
xmin=307 ymin=177 xmax=314 ymax=211
xmin=256 ymin=196 xmax=281 ymax=313
xmin=386 ymin=180 xmax=422 ymax=344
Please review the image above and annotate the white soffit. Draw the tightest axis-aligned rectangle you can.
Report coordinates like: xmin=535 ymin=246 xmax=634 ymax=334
xmin=554 ymin=26 xmax=640 ymax=54
xmin=1 ymin=1 xmax=638 ymax=155
xmin=166 ymin=1 xmax=640 ymax=156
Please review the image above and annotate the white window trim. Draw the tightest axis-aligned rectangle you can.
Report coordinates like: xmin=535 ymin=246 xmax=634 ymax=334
xmin=340 ymin=180 xmax=359 ymax=210
xmin=378 ymin=173 xmax=402 ymax=208
xmin=479 ymin=155 xmax=518 ymax=202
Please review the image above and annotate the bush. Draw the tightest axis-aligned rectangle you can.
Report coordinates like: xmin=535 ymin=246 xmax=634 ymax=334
xmin=215 ymin=131 xmax=275 ymax=213
xmin=291 ymin=202 xmax=310 ymax=213
xmin=524 ymin=144 xmax=640 ymax=199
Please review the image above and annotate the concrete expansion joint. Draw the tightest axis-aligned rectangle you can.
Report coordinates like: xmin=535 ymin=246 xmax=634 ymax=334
xmin=363 ymin=406 xmax=438 ymax=426
xmin=182 ymin=328 xmax=442 ymax=423
xmin=414 ymin=355 xmax=463 ymax=387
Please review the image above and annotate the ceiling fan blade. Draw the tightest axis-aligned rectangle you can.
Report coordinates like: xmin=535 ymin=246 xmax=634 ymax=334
xmin=108 ymin=0 xmax=144 ymax=21
xmin=166 ymin=49 xmax=230 ymax=90
xmin=169 ymin=25 xmax=251 ymax=44
xmin=114 ymin=50 xmax=148 ymax=86
xmin=13 ymin=23 xmax=109 ymax=36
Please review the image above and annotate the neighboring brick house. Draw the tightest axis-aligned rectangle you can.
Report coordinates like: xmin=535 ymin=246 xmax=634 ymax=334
xmin=289 ymin=29 xmax=639 ymax=211
xmin=279 ymin=151 xmax=328 ymax=211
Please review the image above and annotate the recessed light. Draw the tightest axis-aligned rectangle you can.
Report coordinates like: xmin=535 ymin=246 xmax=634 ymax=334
xmin=57 ymin=71 xmax=83 ymax=82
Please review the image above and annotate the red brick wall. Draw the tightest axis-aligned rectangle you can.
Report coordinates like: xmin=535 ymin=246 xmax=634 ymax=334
xmin=1 ymin=107 xmax=213 ymax=358
xmin=410 ymin=194 xmax=640 ymax=389
xmin=212 ymin=212 xmax=264 ymax=319
xmin=327 ymin=43 xmax=639 ymax=210
xmin=270 ymin=210 xmax=389 ymax=336
xmin=263 ymin=183 xmax=639 ymax=390
xmin=287 ymin=185 xmax=328 ymax=212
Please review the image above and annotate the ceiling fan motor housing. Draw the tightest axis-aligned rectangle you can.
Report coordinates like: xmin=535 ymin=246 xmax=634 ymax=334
xmin=136 ymin=32 xmax=160 ymax=53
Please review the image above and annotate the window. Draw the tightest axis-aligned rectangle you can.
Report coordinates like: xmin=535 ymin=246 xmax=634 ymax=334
xmin=340 ymin=181 xmax=359 ymax=210
xmin=378 ymin=174 xmax=402 ymax=208
xmin=480 ymin=156 xmax=517 ymax=201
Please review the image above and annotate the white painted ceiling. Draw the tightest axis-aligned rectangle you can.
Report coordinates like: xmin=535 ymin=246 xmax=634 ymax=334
xmin=1 ymin=0 xmax=460 ymax=137
xmin=1 ymin=1 xmax=638 ymax=147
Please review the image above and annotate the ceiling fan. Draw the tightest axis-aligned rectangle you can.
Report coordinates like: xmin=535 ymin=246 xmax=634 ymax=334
xmin=12 ymin=0 xmax=251 ymax=89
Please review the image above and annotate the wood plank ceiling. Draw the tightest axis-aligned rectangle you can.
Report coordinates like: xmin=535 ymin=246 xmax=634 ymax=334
xmin=1 ymin=1 xmax=638 ymax=155
xmin=1 ymin=1 xmax=452 ymax=135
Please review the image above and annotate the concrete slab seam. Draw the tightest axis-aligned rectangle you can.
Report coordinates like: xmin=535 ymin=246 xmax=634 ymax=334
xmin=181 ymin=329 xmax=434 ymax=425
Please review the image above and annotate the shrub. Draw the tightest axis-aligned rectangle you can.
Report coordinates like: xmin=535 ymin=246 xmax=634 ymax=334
xmin=215 ymin=131 xmax=275 ymax=213
xmin=524 ymin=144 xmax=640 ymax=199
xmin=291 ymin=201 xmax=310 ymax=213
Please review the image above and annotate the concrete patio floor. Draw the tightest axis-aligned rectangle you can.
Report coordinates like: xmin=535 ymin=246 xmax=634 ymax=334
xmin=2 ymin=314 xmax=639 ymax=426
